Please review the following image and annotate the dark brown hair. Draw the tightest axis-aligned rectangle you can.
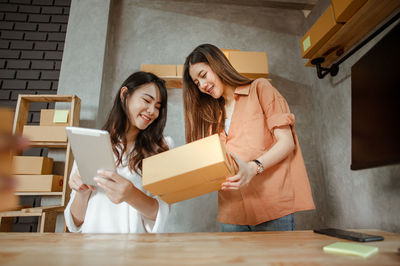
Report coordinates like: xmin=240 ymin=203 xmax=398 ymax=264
xmin=183 ymin=44 xmax=252 ymax=142
xmin=102 ymin=71 xmax=169 ymax=174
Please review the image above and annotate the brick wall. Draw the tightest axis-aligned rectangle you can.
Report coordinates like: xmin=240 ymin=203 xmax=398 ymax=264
xmin=0 ymin=0 xmax=71 ymax=232
xmin=0 ymin=0 xmax=70 ymax=125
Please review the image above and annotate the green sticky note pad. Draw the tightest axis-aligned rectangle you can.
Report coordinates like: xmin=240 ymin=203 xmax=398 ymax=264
xmin=53 ymin=110 xmax=69 ymax=123
xmin=303 ymin=35 xmax=311 ymax=52
xmin=323 ymin=242 xmax=378 ymax=258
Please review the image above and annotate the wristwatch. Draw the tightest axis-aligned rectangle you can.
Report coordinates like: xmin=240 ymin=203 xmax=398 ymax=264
xmin=252 ymin=159 xmax=264 ymax=175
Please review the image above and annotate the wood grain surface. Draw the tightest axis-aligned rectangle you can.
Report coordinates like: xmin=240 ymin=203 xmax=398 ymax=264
xmin=0 ymin=230 xmax=399 ymax=265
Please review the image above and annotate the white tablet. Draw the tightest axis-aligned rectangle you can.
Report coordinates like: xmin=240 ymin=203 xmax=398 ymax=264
xmin=66 ymin=127 xmax=116 ymax=186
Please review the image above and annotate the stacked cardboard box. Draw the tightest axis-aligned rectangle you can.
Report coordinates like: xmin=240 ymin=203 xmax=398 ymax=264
xmin=331 ymin=0 xmax=367 ymax=23
xmin=23 ymin=109 xmax=69 ymax=142
xmin=141 ymin=48 xmax=269 ymax=84
xmin=12 ymin=156 xmax=62 ymax=192
xmin=142 ymin=134 xmax=236 ymax=204
xmin=301 ymin=5 xmax=343 ymax=59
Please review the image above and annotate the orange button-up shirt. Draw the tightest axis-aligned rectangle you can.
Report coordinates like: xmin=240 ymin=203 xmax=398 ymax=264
xmin=218 ymin=78 xmax=315 ymax=225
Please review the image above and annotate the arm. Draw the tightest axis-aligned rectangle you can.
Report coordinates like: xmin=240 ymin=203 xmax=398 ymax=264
xmin=222 ymin=125 xmax=295 ymax=190
xmin=68 ymin=171 xmax=95 ymax=227
xmin=94 ymin=171 xmax=159 ymax=221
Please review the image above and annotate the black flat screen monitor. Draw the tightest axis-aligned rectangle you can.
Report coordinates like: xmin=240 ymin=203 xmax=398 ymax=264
xmin=351 ymin=22 xmax=400 ymax=170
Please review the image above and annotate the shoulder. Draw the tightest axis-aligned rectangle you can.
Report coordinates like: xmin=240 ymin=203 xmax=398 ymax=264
xmin=251 ymin=78 xmax=274 ymax=92
xmin=164 ymin=136 xmax=174 ymax=149
xmin=249 ymin=78 xmax=279 ymax=103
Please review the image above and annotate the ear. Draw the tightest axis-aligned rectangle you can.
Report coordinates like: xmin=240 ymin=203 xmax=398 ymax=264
xmin=120 ymin=86 xmax=128 ymax=101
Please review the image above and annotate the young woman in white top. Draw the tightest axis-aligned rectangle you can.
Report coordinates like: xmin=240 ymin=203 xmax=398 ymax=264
xmin=64 ymin=71 xmax=172 ymax=233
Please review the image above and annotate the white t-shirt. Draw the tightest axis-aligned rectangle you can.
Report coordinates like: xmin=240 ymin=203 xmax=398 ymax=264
xmin=64 ymin=136 xmax=173 ymax=233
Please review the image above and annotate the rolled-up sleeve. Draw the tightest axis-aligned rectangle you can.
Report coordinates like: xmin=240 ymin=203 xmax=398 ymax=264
xmin=142 ymin=197 xmax=170 ymax=233
xmin=256 ymin=79 xmax=295 ymax=132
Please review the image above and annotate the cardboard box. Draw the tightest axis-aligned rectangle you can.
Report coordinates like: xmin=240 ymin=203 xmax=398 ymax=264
xmin=227 ymin=51 xmax=269 ymax=79
xmin=301 ymin=5 xmax=342 ymax=58
xmin=331 ymin=0 xmax=367 ymax=23
xmin=12 ymin=156 xmax=53 ymax=175
xmin=221 ymin=48 xmax=240 ymax=59
xmin=15 ymin=174 xmax=63 ymax=192
xmin=141 ymin=64 xmax=177 ymax=77
xmin=23 ymin=125 xmax=67 ymax=142
xmin=142 ymin=134 xmax=236 ymax=204
xmin=40 ymin=109 xmax=70 ymax=126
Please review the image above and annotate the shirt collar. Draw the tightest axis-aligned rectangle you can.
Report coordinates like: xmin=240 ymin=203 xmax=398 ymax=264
xmin=234 ymin=84 xmax=250 ymax=96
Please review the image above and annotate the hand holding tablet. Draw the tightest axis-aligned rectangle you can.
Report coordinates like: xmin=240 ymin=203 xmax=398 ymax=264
xmin=66 ymin=127 xmax=116 ymax=186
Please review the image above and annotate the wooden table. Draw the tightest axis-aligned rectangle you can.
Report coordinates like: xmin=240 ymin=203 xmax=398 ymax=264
xmin=0 ymin=230 xmax=399 ymax=265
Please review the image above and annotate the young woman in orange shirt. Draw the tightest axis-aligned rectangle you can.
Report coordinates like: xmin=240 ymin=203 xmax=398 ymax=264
xmin=182 ymin=44 xmax=315 ymax=232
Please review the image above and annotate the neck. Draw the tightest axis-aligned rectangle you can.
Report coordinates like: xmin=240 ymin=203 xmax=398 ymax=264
xmin=222 ymin=84 xmax=235 ymax=105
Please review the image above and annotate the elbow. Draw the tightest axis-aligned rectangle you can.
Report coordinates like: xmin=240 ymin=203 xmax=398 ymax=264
xmin=149 ymin=198 xmax=159 ymax=221
xmin=285 ymin=135 xmax=295 ymax=156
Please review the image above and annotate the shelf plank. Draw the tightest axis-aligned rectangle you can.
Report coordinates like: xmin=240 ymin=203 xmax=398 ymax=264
xmin=18 ymin=95 xmax=78 ymax=102
xmin=15 ymin=192 xmax=63 ymax=196
xmin=28 ymin=141 xmax=68 ymax=148
xmin=306 ymin=0 xmax=400 ymax=67
xmin=0 ymin=211 xmax=42 ymax=217
xmin=21 ymin=206 xmax=64 ymax=213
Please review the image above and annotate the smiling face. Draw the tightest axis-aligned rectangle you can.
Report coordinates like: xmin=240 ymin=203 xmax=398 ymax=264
xmin=189 ymin=62 xmax=225 ymax=99
xmin=121 ymin=82 xmax=162 ymax=131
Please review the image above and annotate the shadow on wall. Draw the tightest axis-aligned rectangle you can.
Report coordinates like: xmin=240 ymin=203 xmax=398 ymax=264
xmin=126 ymin=0 xmax=306 ymax=36
xmin=268 ymin=73 xmax=327 ymax=230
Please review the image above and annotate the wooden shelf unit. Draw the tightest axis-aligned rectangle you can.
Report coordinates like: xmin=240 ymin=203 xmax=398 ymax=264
xmin=0 ymin=95 xmax=81 ymax=233
xmin=306 ymin=0 xmax=400 ymax=68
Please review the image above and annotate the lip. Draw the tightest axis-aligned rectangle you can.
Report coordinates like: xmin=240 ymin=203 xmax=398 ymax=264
xmin=207 ymin=85 xmax=214 ymax=95
xmin=140 ymin=114 xmax=151 ymax=123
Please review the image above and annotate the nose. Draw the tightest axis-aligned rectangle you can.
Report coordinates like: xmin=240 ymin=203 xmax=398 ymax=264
xmin=147 ymin=104 xmax=156 ymax=116
xmin=198 ymin=80 xmax=207 ymax=92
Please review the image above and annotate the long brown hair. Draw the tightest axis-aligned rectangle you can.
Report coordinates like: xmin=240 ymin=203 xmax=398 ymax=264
xmin=102 ymin=71 xmax=169 ymax=175
xmin=183 ymin=44 xmax=252 ymax=143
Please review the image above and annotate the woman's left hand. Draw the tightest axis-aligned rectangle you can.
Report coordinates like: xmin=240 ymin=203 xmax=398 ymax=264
xmin=94 ymin=170 xmax=134 ymax=204
xmin=221 ymin=154 xmax=258 ymax=190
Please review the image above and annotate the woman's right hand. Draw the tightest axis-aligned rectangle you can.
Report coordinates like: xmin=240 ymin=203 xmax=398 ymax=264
xmin=68 ymin=170 xmax=95 ymax=194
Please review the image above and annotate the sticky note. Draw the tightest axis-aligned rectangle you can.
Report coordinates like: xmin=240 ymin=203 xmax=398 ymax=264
xmin=303 ymin=35 xmax=311 ymax=52
xmin=323 ymin=242 xmax=378 ymax=258
xmin=53 ymin=110 xmax=69 ymax=123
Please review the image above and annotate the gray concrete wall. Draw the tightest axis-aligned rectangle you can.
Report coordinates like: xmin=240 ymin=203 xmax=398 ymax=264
xmin=99 ymin=0 xmax=322 ymax=232
xmin=303 ymin=0 xmax=400 ymax=233
xmin=58 ymin=0 xmax=400 ymax=234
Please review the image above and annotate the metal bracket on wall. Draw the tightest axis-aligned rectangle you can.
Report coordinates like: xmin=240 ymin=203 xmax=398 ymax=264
xmin=311 ymin=11 xmax=400 ymax=79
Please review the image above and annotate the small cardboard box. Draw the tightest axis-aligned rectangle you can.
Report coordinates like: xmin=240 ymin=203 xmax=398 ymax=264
xmin=12 ymin=156 xmax=53 ymax=175
xmin=142 ymin=134 xmax=236 ymax=204
xmin=40 ymin=109 xmax=70 ymax=126
xmin=301 ymin=5 xmax=342 ymax=58
xmin=15 ymin=174 xmax=63 ymax=192
xmin=226 ymin=51 xmax=269 ymax=79
xmin=23 ymin=125 xmax=67 ymax=142
xmin=141 ymin=64 xmax=177 ymax=77
xmin=331 ymin=0 xmax=367 ymax=23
